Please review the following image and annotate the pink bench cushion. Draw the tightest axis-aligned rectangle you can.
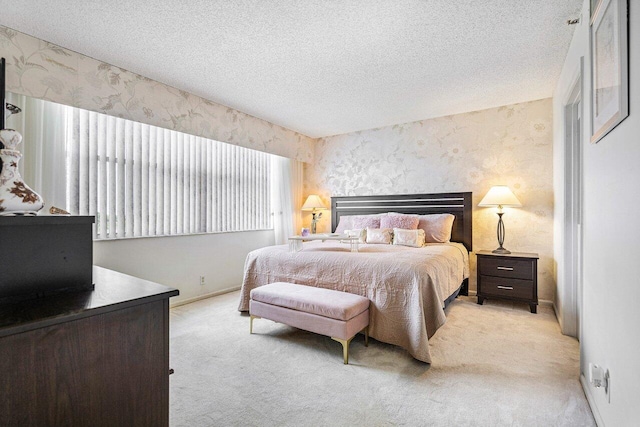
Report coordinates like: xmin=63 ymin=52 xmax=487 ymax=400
xmin=250 ymin=282 xmax=369 ymax=321
xmin=250 ymin=300 xmax=369 ymax=341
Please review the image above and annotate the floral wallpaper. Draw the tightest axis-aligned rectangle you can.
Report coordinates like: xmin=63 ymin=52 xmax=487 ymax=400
xmin=0 ymin=26 xmax=314 ymax=162
xmin=305 ymin=98 xmax=555 ymax=301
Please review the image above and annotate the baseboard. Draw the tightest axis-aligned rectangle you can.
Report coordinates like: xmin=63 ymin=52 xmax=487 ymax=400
xmin=580 ymin=374 xmax=604 ymax=426
xmin=170 ymin=286 xmax=241 ymax=308
xmin=467 ymin=290 xmax=553 ymax=306
xmin=553 ymin=301 xmax=564 ymax=330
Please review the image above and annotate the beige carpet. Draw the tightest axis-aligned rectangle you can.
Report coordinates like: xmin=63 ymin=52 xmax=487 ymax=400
xmin=169 ymin=292 xmax=595 ymax=426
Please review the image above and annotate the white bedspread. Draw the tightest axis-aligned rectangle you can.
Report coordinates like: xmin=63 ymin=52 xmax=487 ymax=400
xmin=238 ymin=241 xmax=469 ymax=363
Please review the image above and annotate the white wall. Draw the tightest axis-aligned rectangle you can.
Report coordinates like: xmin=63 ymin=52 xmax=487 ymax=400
xmin=554 ymin=0 xmax=640 ymax=424
xmin=93 ymin=230 xmax=274 ymax=306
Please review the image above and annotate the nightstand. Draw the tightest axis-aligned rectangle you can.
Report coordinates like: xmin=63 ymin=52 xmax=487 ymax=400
xmin=476 ymin=250 xmax=539 ymax=313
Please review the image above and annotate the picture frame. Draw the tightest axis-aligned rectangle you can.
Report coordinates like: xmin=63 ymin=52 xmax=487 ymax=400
xmin=590 ymin=0 xmax=629 ymax=143
xmin=590 ymin=0 xmax=602 ymax=20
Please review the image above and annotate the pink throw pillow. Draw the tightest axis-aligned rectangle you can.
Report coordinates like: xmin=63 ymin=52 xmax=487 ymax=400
xmin=380 ymin=214 xmax=419 ymax=230
xmin=352 ymin=216 xmax=381 ymax=229
xmin=417 ymin=214 xmax=455 ymax=243
xmin=334 ymin=216 xmax=353 ymax=234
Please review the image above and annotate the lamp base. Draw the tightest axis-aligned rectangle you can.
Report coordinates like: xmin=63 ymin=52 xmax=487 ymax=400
xmin=492 ymin=247 xmax=511 ymax=254
xmin=492 ymin=212 xmax=511 ymax=255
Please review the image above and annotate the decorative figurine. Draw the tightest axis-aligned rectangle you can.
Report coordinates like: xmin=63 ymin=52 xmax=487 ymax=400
xmin=0 ymin=102 xmax=45 ymax=215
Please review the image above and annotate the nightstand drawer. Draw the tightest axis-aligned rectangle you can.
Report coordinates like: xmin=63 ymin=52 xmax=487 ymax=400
xmin=480 ymin=276 xmax=533 ymax=300
xmin=478 ymin=257 xmax=534 ymax=280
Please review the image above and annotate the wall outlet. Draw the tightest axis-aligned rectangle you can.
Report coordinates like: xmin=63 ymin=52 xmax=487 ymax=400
xmin=200 ymin=276 xmax=205 ymax=286
xmin=589 ymin=363 xmax=611 ymax=403
xmin=589 ymin=363 xmax=604 ymax=387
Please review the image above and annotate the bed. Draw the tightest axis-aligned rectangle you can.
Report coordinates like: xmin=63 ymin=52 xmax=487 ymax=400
xmin=238 ymin=192 xmax=472 ymax=363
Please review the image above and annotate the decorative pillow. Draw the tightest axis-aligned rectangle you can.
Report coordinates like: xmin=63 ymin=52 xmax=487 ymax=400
xmin=392 ymin=228 xmax=426 ymax=248
xmin=366 ymin=228 xmax=393 ymax=244
xmin=352 ymin=216 xmax=381 ymax=230
xmin=380 ymin=214 xmax=419 ymax=230
xmin=416 ymin=214 xmax=455 ymax=243
xmin=335 ymin=214 xmax=385 ymax=233
xmin=335 ymin=216 xmax=353 ymax=233
xmin=343 ymin=228 xmax=366 ymax=243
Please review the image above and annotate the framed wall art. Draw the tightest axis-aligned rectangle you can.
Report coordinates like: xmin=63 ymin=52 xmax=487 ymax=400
xmin=590 ymin=0 xmax=629 ymax=143
xmin=591 ymin=0 xmax=602 ymax=20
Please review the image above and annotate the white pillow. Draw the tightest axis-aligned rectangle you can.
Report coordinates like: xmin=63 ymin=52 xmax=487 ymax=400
xmin=343 ymin=228 xmax=366 ymax=243
xmin=366 ymin=228 xmax=393 ymax=244
xmin=392 ymin=228 xmax=426 ymax=248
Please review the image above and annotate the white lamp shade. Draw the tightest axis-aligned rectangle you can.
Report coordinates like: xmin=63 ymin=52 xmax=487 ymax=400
xmin=301 ymin=194 xmax=327 ymax=211
xmin=478 ymin=186 xmax=522 ymax=207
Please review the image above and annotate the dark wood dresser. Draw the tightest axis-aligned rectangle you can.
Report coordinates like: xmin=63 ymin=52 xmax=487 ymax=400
xmin=0 ymin=266 xmax=179 ymax=427
xmin=476 ymin=250 xmax=539 ymax=313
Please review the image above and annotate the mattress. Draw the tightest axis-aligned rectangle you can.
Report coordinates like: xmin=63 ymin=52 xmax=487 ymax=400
xmin=238 ymin=241 xmax=469 ymax=363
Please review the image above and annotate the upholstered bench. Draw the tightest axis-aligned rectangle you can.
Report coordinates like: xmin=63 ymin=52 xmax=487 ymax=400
xmin=249 ymin=282 xmax=370 ymax=364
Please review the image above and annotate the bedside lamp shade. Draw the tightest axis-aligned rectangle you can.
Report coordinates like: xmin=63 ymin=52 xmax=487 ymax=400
xmin=479 ymin=186 xmax=521 ymax=254
xmin=301 ymin=195 xmax=326 ymax=234
xmin=301 ymin=195 xmax=327 ymax=211
xmin=478 ymin=186 xmax=522 ymax=208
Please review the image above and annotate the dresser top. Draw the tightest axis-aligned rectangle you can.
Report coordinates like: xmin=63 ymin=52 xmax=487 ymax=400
xmin=476 ymin=250 xmax=539 ymax=259
xmin=0 ymin=215 xmax=95 ymax=226
xmin=0 ymin=266 xmax=179 ymax=337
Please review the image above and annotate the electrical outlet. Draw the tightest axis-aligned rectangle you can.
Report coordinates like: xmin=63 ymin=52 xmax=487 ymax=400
xmin=200 ymin=276 xmax=205 ymax=286
xmin=589 ymin=363 xmax=611 ymax=403
xmin=589 ymin=363 xmax=604 ymax=387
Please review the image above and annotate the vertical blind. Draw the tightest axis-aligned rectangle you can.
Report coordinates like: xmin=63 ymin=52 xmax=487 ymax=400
xmin=66 ymin=109 xmax=272 ymax=239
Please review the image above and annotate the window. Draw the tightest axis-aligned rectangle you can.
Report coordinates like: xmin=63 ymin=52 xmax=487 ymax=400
xmin=65 ymin=108 xmax=272 ymax=239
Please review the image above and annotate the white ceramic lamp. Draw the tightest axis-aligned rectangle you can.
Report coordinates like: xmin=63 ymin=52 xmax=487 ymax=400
xmin=478 ymin=186 xmax=522 ymax=254
xmin=301 ymin=195 xmax=327 ymax=234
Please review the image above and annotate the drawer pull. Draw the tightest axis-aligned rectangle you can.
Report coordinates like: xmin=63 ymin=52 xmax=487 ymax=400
xmin=497 ymin=286 xmax=513 ymax=290
xmin=497 ymin=266 xmax=514 ymax=271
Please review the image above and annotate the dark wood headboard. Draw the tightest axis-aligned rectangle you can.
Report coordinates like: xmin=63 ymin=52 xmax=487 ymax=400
xmin=331 ymin=192 xmax=472 ymax=252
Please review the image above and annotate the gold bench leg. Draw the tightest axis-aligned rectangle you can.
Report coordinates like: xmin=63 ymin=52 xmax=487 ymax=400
xmin=331 ymin=337 xmax=353 ymax=364
xmin=250 ymin=315 xmax=260 ymax=334
xmin=332 ymin=327 xmax=369 ymax=364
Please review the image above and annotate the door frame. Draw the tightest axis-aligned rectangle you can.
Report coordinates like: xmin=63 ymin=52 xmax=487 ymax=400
xmin=561 ymin=59 xmax=584 ymax=338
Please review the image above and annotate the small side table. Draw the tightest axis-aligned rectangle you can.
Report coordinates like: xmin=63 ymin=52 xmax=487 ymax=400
xmin=476 ymin=250 xmax=539 ymax=313
xmin=288 ymin=234 xmax=360 ymax=253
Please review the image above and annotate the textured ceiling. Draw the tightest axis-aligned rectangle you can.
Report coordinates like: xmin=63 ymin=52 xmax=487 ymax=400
xmin=0 ymin=0 xmax=581 ymax=138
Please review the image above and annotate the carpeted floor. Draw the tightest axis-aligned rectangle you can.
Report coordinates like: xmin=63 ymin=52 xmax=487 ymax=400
xmin=169 ymin=292 xmax=595 ymax=426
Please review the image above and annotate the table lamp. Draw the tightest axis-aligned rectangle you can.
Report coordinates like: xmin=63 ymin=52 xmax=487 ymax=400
xmin=301 ymin=195 xmax=326 ymax=234
xmin=478 ymin=186 xmax=522 ymax=254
